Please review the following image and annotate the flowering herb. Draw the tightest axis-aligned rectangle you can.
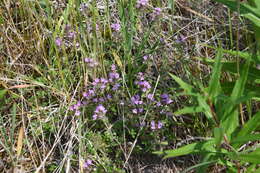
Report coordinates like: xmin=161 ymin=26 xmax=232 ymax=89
xmin=111 ymin=23 xmax=121 ymax=31
xmin=55 ymin=37 xmax=62 ymax=47
xmin=83 ymin=159 xmax=92 ymax=168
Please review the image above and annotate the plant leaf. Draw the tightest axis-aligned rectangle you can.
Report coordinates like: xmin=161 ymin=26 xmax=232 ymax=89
xmin=174 ymin=106 xmax=204 ymax=115
xmin=0 ymin=89 xmax=7 ymax=99
xmin=208 ymin=49 xmax=223 ymax=99
xmin=214 ymin=127 xmax=224 ymax=148
xmin=161 ymin=140 xmax=215 ymax=159
xmin=169 ymin=73 xmax=193 ymax=93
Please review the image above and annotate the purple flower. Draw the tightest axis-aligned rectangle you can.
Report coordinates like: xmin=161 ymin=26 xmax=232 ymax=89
xmin=156 ymin=101 xmax=161 ymax=107
xmin=83 ymin=89 xmax=95 ymax=99
xmin=92 ymin=78 xmax=100 ymax=86
xmin=137 ymin=0 xmax=148 ymax=8
xmin=93 ymin=104 xmax=107 ymax=120
xmin=176 ymin=35 xmax=186 ymax=44
xmin=76 ymin=101 xmax=81 ymax=107
xmin=151 ymin=121 xmax=156 ymax=130
xmin=109 ymin=72 xmax=120 ymax=81
xmin=55 ymin=37 xmax=62 ymax=47
xmin=69 ymin=106 xmax=74 ymax=111
xmin=111 ymin=64 xmax=116 ymax=71
xmin=138 ymin=81 xmax=151 ymax=92
xmin=99 ymin=97 xmax=105 ymax=102
xmin=106 ymin=94 xmax=112 ymax=100
xmin=147 ymin=93 xmax=154 ymax=101
xmin=75 ymin=110 xmax=81 ymax=116
xmin=154 ymin=7 xmax=162 ymax=16
xmin=112 ymin=83 xmax=120 ymax=91
xmin=92 ymin=98 xmax=98 ymax=103
xmin=68 ymin=31 xmax=76 ymax=38
xmin=73 ymin=101 xmax=81 ymax=110
xmin=100 ymin=78 xmax=108 ymax=84
xmin=92 ymin=114 xmax=98 ymax=120
xmin=138 ymin=108 xmax=144 ymax=113
xmin=111 ymin=23 xmax=121 ymax=31
xmin=131 ymin=95 xmax=143 ymax=105
xmin=143 ymin=55 xmax=148 ymax=61
xmin=85 ymin=58 xmax=98 ymax=67
xmin=83 ymin=159 xmax=92 ymax=168
xmin=150 ymin=121 xmax=163 ymax=130
xmin=160 ymin=94 xmax=173 ymax=105
xmin=95 ymin=24 xmax=99 ymax=31
xmin=80 ymin=3 xmax=88 ymax=11
xmin=137 ymin=72 xmax=144 ymax=81
xmin=157 ymin=121 xmax=163 ymax=129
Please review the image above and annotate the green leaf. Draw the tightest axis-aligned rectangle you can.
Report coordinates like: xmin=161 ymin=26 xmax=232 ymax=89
xmin=174 ymin=106 xmax=204 ymax=115
xmin=161 ymin=140 xmax=215 ymax=159
xmin=228 ymin=148 xmax=260 ymax=164
xmin=208 ymin=49 xmax=223 ymax=99
xmin=243 ymin=13 xmax=260 ymax=27
xmin=214 ymin=127 xmax=224 ymax=148
xmin=169 ymin=73 xmax=193 ymax=93
xmin=0 ymin=89 xmax=7 ymax=99
xmin=231 ymin=134 xmax=260 ymax=144
xmin=222 ymin=54 xmax=251 ymax=138
xmin=222 ymin=82 xmax=260 ymax=99
xmin=197 ymin=95 xmax=214 ymax=123
xmin=234 ymin=111 xmax=260 ymax=142
xmin=214 ymin=0 xmax=260 ymax=18
xmin=182 ymin=160 xmax=218 ymax=173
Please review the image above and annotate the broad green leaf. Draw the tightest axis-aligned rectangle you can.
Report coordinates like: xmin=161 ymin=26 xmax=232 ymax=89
xmin=197 ymin=95 xmax=214 ymax=123
xmin=234 ymin=111 xmax=260 ymax=142
xmin=222 ymin=53 xmax=251 ymax=138
xmin=208 ymin=49 xmax=223 ymax=99
xmin=243 ymin=13 xmax=260 ymax=27
xmin=214 ymin=0 xmax=260 ymax=18
xmin=222 ymin=82 xmax=260 ymax=99
xmin=169 ymin=73 xmax=193 ymax=93
xmin=161 ymin=140 xmax=215 ymax=159
xmin=228 ymin=148 xmax=260 ymax=164
xmin=245 ymin=164 xmax=258 ymax=173
xmin=231 ymin=134 xmax=260 ymax=144
xmin=174 ymin=106 xmax=204 ymax=115
xmin=214 ymin=127 xmax=224 ymax=148
xmin=248 ymin=0 xmax=260 ymax=9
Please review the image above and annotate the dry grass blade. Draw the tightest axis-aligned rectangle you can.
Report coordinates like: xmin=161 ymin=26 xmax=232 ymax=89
xmin=16 ymin=126 xmax=24 ymax=157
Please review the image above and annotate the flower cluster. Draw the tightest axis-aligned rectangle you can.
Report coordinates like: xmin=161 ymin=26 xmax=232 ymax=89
xmin=85 ymin=58 xmax=98 ymax=68
xmin=150 ymin=120 xmax=163 ymax=130
xmin=83 ymin=159 xmax=92 ymax=168
xmin=69 ymin=101 xmax=82 ymax=116
xmin=111 ymin=23 xmax=121 ymax=32
xmin=55 ymin=37 xmax=62 ymax=47
xmin=92 ymin=78 xmax=109 ymax=90
xmin=93 ymin=104 xmax=107 ymax=120
xmin=154 ymin=8 xmax=162 ymax=16
xmin=160 ymin=94 xmax=173 ymax=105
xmin=135 ymin=72 xmax=151 ymax=92
xmin=131 ymin=94 xmax=143 ymax=105
xmin=136 ymin=0 xmax=148 ymax=8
